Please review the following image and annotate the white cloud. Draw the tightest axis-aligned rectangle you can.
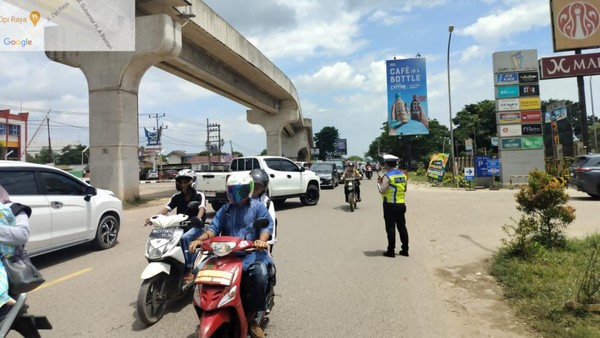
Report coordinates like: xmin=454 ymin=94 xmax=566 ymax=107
xmin=367 ymin=10 xmax=405 ymax=26
xmin=459 ymin=0 xmax=550 ymax=48
xmin=295 ymin=62 xmax=366 ymax=91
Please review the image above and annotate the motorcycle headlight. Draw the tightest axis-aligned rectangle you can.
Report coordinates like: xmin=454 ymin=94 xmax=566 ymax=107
xmin=210 ymin=241 xmax=237 ymax=257
xmin=218 ymin=285 xmax=237 ymax=308
xmin=146 ymin=230 xmax=183 ymax=259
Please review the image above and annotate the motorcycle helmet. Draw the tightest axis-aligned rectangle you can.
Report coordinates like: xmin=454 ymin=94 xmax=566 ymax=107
xmin=226 ymin=172 xmax=254 ymax=206
xmin=175 ymin=169 xmax=197 ymax=191
xmin=249 ymin=169 xmax=269 ymax=197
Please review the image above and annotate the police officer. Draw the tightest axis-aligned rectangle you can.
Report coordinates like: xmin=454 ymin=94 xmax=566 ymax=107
xmin=377 ymin=154 xmax=409 ymax=258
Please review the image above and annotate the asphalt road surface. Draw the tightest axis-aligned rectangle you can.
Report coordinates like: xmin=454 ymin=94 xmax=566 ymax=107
xmin=17 ymin=181 xmax=599 ymax=337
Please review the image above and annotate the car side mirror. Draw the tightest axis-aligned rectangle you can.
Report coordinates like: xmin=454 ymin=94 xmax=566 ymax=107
xmin=253 ymin=217 xmax=269 ymax=229
xmin=300 ymin=167 xmax=305 ymax=172
xmin=84 ymin=186 xmax=97 ymax=201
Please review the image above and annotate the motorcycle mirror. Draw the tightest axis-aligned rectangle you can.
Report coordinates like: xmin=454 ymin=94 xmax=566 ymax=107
xmin=189 ymin=217 xmax=204 ymax=228
xmin=253 ymin=218 xmax=269 ymax=229
xmin=185 ymin=201 xmax=201 ymax=216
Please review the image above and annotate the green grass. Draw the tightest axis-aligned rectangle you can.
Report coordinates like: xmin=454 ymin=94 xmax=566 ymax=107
xmin=491 ymin=235 xmax=600 ymax=338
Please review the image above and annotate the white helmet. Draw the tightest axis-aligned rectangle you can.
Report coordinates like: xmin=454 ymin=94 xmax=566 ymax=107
xmin=226 ymin=172 xmax=254 ymax=205
xmin=176 ymin=169 xmax=197 ymax=190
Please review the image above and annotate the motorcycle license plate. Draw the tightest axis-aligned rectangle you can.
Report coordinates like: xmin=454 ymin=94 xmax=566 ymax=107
xmin=205 ymin=191 xmax=216 ymax=197
xmin=150 ymin=228 xmax=175 ymax=238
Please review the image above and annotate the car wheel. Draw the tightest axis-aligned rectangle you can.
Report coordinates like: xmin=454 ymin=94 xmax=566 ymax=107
xmin=93 ymin=213 xmax=119 ymax=250
xmin=300 ymin=184 xmax=320 ymax=206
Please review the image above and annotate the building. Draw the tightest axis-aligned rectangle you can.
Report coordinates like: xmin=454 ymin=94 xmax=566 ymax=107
xmin=0 ymin=109 xmax=28 ymax=161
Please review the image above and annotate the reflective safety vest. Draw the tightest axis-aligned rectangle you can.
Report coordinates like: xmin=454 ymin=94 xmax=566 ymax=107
xmin=381 ymin=168 xmax=407 ymax=204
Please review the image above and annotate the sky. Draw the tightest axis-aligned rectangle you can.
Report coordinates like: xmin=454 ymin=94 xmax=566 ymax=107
xmin=0 ymin=0 xmax=593 ymax=158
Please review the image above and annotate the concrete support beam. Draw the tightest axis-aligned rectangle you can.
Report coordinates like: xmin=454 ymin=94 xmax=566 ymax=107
xmin=282 ymin=128 xmax=310 ymax=160
xmin=46 ymin=15 xmax=182 ymax=200
xmin=247 ymin=108 xmax=299 ymax=156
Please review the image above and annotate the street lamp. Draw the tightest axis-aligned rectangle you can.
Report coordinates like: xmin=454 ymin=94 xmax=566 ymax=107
xmin=590 ymin=76 xmax=598 ymax=152
xmin=447 ymin=25 xmax=457 ymax=183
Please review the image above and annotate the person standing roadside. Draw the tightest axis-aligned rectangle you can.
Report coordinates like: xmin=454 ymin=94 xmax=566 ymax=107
xmin=377 ymin=154 xmax=409 ymax=258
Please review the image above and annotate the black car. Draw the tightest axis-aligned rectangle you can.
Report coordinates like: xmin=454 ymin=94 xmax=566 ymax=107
xmin=569 ymin=153 xmax=600 ymax=198
xmin=310 ymin=162 xmax=339 ymax=188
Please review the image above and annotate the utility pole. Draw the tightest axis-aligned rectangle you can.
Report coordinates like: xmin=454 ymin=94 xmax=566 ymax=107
xmin=206 ymin=121 xmax=221 ymax=171
xmin=230 ymin=140 xmax=234 ymax=156
xmin=148 ymin=114 xmax=166 ymax=173
xmin=47 ymin=117 xmax=54 ymax=164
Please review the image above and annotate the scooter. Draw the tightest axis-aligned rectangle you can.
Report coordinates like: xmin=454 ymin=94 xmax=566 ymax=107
xmin=365 ymin=168 xmax=373 ymax=180
xmin=0 ymin=293 xmax=52 ymax=337
xmin=137 ymin=203 xmax=210 ymax=326
xmin=345 ymin=179 xmax=358 ymax=212
xmin=193 ymin=218 xmax=276 ymax=338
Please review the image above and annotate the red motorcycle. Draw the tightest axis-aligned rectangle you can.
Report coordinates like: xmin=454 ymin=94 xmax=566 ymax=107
xmin=193 ymin=219 xmax=275 ymax=338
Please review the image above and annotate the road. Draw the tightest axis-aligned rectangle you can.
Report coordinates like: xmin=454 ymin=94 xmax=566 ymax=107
xmin=17 ymin=180 xmax=599 ymax=337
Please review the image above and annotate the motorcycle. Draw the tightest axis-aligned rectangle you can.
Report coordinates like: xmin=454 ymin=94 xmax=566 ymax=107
xmin=137 ymin=202 xmax=210 ymax=326
xmin=365 ymin=168 xmax=373 ymax=180
xmin=193 ymin=218 xmax=276 ymax=338
xmin=0 ymin=293 xmax=52 ymax=337
xmin=344 ymin=178 xmax=358 ymax=212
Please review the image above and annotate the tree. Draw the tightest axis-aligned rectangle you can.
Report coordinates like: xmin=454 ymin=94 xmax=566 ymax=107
xmin=314 ymin=126 xmax=339 ymax=160
xmin=57 ymin=144 xmax=88 ymax=165
xmin=452 ymin=100 xmax=497 ymax=155
xmin=365 ymin=119 xmax=448 ymax=169
xmin=260 ymin=149 xmax=267 ymax=156
xmin=32 ymin=146 xmax=58 ymax=164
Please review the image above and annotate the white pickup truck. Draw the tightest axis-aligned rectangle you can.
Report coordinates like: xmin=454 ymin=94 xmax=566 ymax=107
xmin=197 ymin=156 xmax=321 ymax=211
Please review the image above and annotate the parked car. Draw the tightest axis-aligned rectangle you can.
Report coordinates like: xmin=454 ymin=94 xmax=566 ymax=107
xmin=329 ymin=159 xmax=346 ymax=182
xmin=569 ymin=153 xmax=600 ymax=198
xmin=295 ymin=161 xmax=309 ymax=170
xmin=0 ymin=161 xmax=123 ymax=257
xmin=162 ymin=169 xmax=178 ymax=179
xmin=146 ymin=170 xmax=159 ymax=180
xmin=310 ymin=162 xmax=339 ymax=189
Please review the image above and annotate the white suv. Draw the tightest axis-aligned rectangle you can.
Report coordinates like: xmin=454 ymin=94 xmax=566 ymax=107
xmin=0 ymin=161 xmax=122 ymax=257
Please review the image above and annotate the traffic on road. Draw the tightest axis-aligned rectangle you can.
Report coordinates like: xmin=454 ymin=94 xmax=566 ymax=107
xmin=16 ymin=178 xmax=599 ymax=337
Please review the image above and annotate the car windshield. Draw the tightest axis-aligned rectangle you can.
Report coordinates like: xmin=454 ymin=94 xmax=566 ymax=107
xmin=311 ymin=164 xmax=332 ymax=172
xmin=571 ymin=157 xmax=591 ymax=168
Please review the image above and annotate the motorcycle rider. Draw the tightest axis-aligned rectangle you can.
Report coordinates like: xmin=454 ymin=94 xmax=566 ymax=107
xmin=189 ymin=173 xmax=274 ymax=338
xmin=145 ymin=169 xmax=206 ymax=283
xmin=343 ymin=162 xmax=362 ymax=202
xmin=365 ymin=162 xmax=373 ymax=179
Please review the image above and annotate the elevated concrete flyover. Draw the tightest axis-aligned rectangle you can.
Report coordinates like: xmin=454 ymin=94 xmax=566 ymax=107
xmin=46 ymin=0 xmax=312 ymax=200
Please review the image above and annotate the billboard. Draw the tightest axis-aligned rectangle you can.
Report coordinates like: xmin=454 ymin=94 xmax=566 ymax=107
xmin=426 ymin=153 xmax=449 ymax=180
xmin=495 ymin=73 xmax=519 ymax=85
xmin=520 ymin=97 xmax=541 ymax=110
xmin=335 ymin=138 xmax=347 ymax=155
xmin=519 ymin=72 xmax=539 ymax=83
xmin=550 ymin=0 xmax=600 ymax=52
xmin=497 ymin=98 xmax=520 ymax=111
xmin=492 ymin=50 xmax=539 ymax=73
xmin=500 ymin=124 xmax=522 ymax=137
xmin=521 ymin=124 xmax=543 ymax=135
xmin=498 ymin=112 xmax=521 ymax=124
xmin=539 ymin=52 xmax=600 ymax=79
xmin=496 ymin=86 xmax=519 ymax=98
xmin=386 ymin=58 xmax=429 ymax=136
xmin=521 ymin=111 xmax=542 ymax=123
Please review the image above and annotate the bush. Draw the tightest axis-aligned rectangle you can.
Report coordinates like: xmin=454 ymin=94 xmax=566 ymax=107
xmin=503 ymin=170 xmax=576 ymax=256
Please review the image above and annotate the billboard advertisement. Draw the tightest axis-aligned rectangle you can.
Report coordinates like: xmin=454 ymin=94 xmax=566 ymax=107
xmin=521 ymin=111 xmax=542 ymax=123
xmin=492 ymin=50 xmax=539 ymax=73
xmin=498 ymin=112 xmax=521 ymax=124
xmin=497 ymin=98 xmax=520 ymax=111
xmin=520 ymin=97 xmax=541 ymax=110
xmin=501 ymin=138 xmax=522 ymax=150
xmin=519 ymin=85 xmax=539 ymax=96
xmin=500 ymin=124 xmax=522 ymax=137
xmin=335 ymin=138 xmax=347 ymax=155
xmin=519 ymin=72 xmax=539 ymax=83
xmin=386 ymin=58 xmax=429 ymax=136
xmin=550 ymin=0 xmax=600 ymax=52
xmin=539 ymin=52 xmax=600 ymax=79
xmin=521 ymin=124 xmax=543 ymax=135
xmin=496 ymin=86 xmax=519 ymax=98
xmin=426 ymin=153 xmax=449 ymax=180
xmin=522 ymin=136 xmax=544 ymax=149
xmin=495 ymin=73 xmax=519 ymax=85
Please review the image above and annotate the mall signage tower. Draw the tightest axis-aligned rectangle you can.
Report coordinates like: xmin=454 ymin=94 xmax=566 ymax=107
xmin=492 ymin=49 xmax=545 ymax=185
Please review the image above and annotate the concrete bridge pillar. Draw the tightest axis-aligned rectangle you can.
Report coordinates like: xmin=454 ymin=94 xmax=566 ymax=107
xmin=46 ymin=15 xmax=181 ymax=200
xmin=247 ymin=107 xmax=299 ymax=156
xmin=282 ymin=128 xmax=309 ymax=160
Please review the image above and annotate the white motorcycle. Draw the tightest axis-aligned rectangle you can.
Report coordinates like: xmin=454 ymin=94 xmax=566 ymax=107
xmin=137 ymin=207 xmax=209 ymax=326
